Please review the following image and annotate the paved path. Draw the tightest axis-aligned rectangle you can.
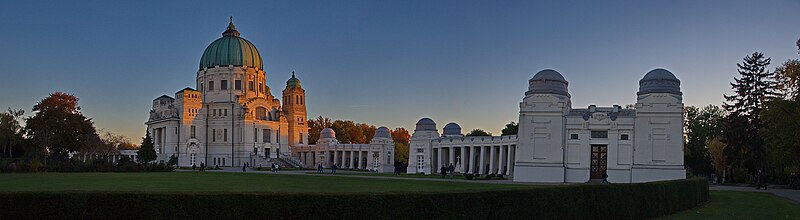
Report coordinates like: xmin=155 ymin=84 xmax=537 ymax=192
xmin=711 ymin=185 xmax=800 ymax=203
xmin=177 ymin=167 xmax=567 ymax=185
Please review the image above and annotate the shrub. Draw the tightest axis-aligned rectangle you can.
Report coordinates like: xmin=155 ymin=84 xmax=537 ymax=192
xmin=464 ymin=173 xmax=474 ymax=180
xmin=0 ymin=178 xmax=708 ymax=219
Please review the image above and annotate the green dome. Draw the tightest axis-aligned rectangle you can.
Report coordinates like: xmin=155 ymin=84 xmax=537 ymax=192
xmin=287 ymin=71 xmax=301 ymax=88
xmin=199 ymin=20 xmax=263 ymax=70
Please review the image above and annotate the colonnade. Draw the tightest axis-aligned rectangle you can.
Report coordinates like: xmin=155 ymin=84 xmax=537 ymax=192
xmin=431 ymin=145 xmax=515 ymax=176
xmin=297 ymin=149 xmax=376 ymax=169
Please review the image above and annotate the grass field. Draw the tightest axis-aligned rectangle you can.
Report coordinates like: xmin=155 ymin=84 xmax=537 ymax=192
xmin=662 ymin=190 xmax=800 ymax=219
xmin=0 ymin=172 xmax=528 ymax=193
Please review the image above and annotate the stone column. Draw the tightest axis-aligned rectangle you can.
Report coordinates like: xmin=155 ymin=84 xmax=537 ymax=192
xmin=349 ymin=151 xmax=355 ymax=169
xmin=497 ymin=145 xmax=508 ymax=174
xmin=331 ymin=149 xmax=341 ymax=166
xmin=356 ymin=151 xmax=362 ymax=169
xmin=448 ymin=147 xmax=455 ymax=168
xmin=489 ymin=145 xmax=497 ymax=174
xmin=508 ymin=145 xmax=516 ymax=176
xmin=458 ymin=146 xmax=466 ymax=173
xmin=478 ymin=146 xmax=486 ymax=175
xmin=467 ymin=146 xmax=475 ymax=174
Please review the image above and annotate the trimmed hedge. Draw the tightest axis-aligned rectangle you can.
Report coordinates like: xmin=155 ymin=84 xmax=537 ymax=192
xmin=0 ymin=178 xmax=707 ymax=219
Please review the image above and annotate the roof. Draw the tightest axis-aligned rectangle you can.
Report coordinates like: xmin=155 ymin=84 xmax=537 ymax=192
xmin=199 ymin=19 xmax=263 ymax=70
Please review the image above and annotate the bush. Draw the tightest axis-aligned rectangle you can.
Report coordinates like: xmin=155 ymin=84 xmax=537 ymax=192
xmin=464 ymin=173 xmax=474 ymax=180
xmin=0 ymin=178 xmax=708 ymax=219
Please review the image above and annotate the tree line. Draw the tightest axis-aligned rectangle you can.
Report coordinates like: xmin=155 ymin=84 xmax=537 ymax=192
xmin=0 ymin=92 xmax=161 ymax=172
xmin=686 ymin=43 xmax=800 ymax=184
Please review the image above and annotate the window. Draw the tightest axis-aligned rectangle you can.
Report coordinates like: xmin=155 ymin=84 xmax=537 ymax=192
xmin=254 ymin=128 xmax=258 ymax=142
xmin=190 ymin=126 xmax=196 ymax=138
xmin=213 ymin=109 xmax=216 ymax=116
xmin=209 ymin=81 xmax=215 ymax=90
xmin=259 ymin=83 xmax=263 ymax=93
xmin=590 ymin=131 xmax=608 ymax=139
xmin=416 ymin=148 xmax=424 ymax=153
xmin=200 ymin=83 xmax=204 ymax=92
xmin=248 ymin=81 xmax=254 ymax=91
xmin=276 ymin=129 xmax=280 ymax=143
xmin=223 ymin=158 xmax=225 ymax=166
xmin=224 ymin=129 xmax=228 ymax=142
xmin=620 ymin=134 xmax=629 ymax=140
xmin=299 ymin=133 xmax=303 ymax=144
xmin=296 ymin=95 xmax=299 ymax=105
xmin=417 ymin=156 xmax=425 ymax=170
xmin=256 ymin=107 xmax=267 ymax=120
xmin=235 ymin=80 xmax=242 ymax=90
xmin=263 ymin=129 xmax=271 ymax=143
xmin=224 ymin=109 xmax=227 ymax=116
xmin=212 ymin=129 xmax=216 ymax=142
xmin=570 ymin=134 xmax=579 ymax=140
xmin=221 ymin=80 xmax=228 ymax=90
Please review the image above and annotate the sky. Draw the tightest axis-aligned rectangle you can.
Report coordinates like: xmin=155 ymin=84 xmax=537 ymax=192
xmin=0 ymin=1 xmax=798 ymax=141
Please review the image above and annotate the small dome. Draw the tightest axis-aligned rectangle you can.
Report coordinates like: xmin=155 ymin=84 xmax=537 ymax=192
xmin=415 ymin=118 xmax=437 ymax=131
xmin=442 ymin=122 xmax=462 ymax=136
xmin=199 ymin=19 xmax=263 ymax=70
xmin=374 ymin=126 xmax=392 ymax=139
xmin=527 ymin=69 xmax=569 ymax=96
xmin=638 ymin=68 xmax=682 ymax=96
xmin=286 ymin=71 xmax=301 ymax=88
xmin=320 ymin=128 xmax=336 ymax=139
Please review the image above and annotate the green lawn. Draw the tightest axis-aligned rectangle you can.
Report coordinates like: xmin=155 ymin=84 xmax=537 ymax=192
xmin=662 ymin=190 xmax=800 ymax=219
xmin=0 ymin=172 xmax=528 ymax=193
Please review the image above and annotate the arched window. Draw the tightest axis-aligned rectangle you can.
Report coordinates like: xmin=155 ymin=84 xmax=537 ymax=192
xmin=256 ymin=107 xmax=267 ymax=120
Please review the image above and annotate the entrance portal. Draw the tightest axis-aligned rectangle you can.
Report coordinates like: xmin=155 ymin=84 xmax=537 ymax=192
xmin=590 ymin=145 xmax=608 ymax=179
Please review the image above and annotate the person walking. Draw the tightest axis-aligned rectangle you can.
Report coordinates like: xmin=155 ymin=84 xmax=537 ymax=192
xmin=242 ymin=164 xmax=246 ymax=172
xmin=200 ymin=162 xmax=205 ymax=172
xmin=448 ymin=163 xmax=455 ymax=179
xmin=192 ymin=163 xmax=196 ymax=171
xmin=318 ymin=164 xmax=323 ymax=173
xmin=756 ymin=169 xmax=767 ymax=190
xmin=440 ymin=165 xmax=447 ymax=179
xmin=332 ymin=163 xmax=338 ymax=174
xmin=602 ymin=170 xmax=609 ymax=183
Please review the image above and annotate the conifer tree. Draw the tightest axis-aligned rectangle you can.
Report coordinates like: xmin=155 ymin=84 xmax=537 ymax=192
xmin=722 ymin=52 xmax=778 ymax=173
xmin=137 ymin=131 xmax=157 ymax=163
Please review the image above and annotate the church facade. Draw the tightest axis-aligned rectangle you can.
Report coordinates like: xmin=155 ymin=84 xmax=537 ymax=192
xmin=408 ymin=69 xmax=685 ymax=183
xmin=146 ymin=20 xmax=307 ymax=168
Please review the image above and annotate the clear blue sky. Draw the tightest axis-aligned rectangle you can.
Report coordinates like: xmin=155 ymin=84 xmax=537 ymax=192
xmin=0 ymin=1 xmax=798 ymax=141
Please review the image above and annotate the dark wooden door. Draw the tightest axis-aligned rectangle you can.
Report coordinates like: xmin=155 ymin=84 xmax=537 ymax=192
xmin=590 ymin=145 xmax=608 ymax=179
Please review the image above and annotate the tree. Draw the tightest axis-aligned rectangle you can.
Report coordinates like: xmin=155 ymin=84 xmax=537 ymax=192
xmin=0 ymin=108 xmax=25 ymax=158
xmin=722 ymin=52 xmax=778 ymax=173
xmin=391 ymin=128 xmax=410 ymax=168
xmin=707 ymin=137 xmax=727 ymax=180
xmin=773 ymin=59 xmax=800 ymax=100
xmin=137 ymin=131 xmax=157 ymax=163
xmin=501 ymin=122 xmax=518 ymax=135
xmin=760 ymin=98 xmax=800 ymax=182
xmin=466 ymin=129 xmax=491 ymax=136
xmin=683 ymin=105 xmax=725 ymax=176
xmin=25 ymin=92 xmax=97 ymax=162
xmin=307 ymin=116 xmax=332 ymax=144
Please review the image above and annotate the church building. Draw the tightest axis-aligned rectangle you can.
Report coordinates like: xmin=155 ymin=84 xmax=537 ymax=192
xmin=146 ymin=19 xmax=307 ymax=168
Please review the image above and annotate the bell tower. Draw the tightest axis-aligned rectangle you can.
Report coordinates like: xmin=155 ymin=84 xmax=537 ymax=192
xmin=282 ymin=71 xmax=308 ymax=149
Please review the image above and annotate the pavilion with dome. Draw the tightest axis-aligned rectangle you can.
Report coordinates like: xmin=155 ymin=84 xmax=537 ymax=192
xmin=407 ymin=69 xmax=686 ymax=183
xmin=146 ymin=18 xmax=309 ymax=168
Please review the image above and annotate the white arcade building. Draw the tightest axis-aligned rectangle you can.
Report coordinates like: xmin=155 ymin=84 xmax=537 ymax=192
xmin=408 ymin=69 xmax=686 ymax=183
